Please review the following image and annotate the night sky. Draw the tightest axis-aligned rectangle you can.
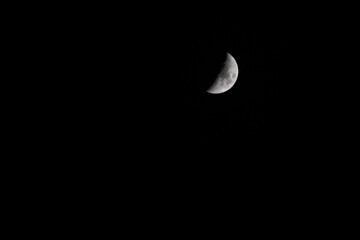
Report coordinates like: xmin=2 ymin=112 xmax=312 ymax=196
xmin=9 ymin=4 xmax=335 ymax=237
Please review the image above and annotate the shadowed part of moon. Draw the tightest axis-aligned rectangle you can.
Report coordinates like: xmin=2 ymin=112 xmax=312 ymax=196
xmin=207 ymin=53 xmax=238 ymax=94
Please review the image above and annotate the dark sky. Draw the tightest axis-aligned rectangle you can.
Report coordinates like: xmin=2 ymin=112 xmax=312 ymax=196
xmin=9 ymin=4 xmax=334 ymax=237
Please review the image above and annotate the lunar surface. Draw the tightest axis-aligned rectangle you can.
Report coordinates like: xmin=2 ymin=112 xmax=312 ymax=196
xmin=207 ymin=53 xmax=239 ymax=94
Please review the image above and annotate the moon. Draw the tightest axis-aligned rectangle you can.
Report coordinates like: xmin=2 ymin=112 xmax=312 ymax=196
xmin=206 ymin=53 xmax=239 ymax=94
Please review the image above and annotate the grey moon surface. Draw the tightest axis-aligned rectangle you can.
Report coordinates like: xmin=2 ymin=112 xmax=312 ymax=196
xmin=207 ymin=53 xmax=239 ymax=94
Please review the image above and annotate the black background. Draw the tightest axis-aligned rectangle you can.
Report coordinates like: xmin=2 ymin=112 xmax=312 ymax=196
xmin=6 ymin=3 xmax=343 ymax=238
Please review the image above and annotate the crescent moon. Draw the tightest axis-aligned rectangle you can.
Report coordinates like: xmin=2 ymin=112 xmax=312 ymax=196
xmin=206 ymin=53 xmax=239 ymax=94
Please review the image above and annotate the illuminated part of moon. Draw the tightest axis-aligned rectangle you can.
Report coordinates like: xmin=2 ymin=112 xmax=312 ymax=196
xmin=207 ymin=53 xmax=239 ymax=94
